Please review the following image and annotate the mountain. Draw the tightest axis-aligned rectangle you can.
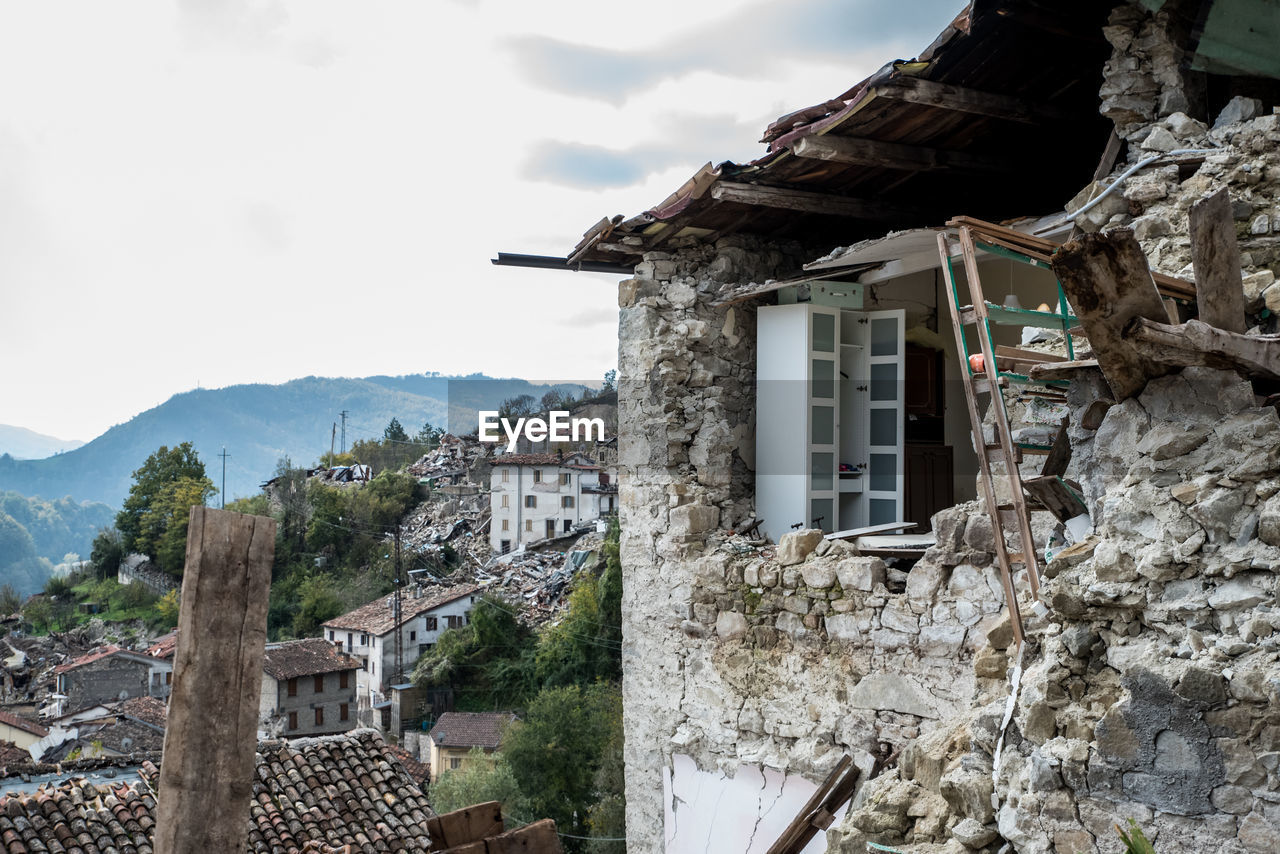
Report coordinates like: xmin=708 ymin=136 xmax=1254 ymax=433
xmin=0 ymin=492 xmax=115 ymax=595
xmin=0 ymin=425 xmax=85 ymax=460
xmin=0 ymin=374 xmax=588 ymax=508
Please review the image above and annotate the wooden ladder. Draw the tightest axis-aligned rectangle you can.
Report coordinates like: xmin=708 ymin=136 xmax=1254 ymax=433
xmin=936 ymin=224 xmax=1078 ymax=646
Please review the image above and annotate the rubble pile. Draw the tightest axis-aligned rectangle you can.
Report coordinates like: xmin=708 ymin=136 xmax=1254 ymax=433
xmin=399 ymin=505 xmax=491 ymax=569
xmin=405 ymin=434 xmax=491 ymax=485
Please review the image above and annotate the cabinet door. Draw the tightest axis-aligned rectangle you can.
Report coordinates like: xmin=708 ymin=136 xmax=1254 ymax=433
xmin=863 ymin=309 xmax=905 ymax=525
xmin=807 ymin=307 xmax=840 ymax=532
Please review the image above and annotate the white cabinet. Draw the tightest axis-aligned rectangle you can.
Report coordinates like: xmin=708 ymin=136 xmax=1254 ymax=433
xmin=756 ymin=304 xmax=904 ymax=544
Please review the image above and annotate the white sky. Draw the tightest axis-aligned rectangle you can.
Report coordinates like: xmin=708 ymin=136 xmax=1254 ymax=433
xmin=0 ymin=0 xmax=960 ymax=442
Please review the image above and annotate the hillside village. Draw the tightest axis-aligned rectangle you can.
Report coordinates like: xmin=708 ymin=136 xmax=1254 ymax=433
xmin=1 ymin=1 xmax=1280 ymax=853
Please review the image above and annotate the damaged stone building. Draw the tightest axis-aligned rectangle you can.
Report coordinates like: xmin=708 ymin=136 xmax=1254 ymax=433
xmin=525 ymin=1 xmax=1280 ymax=852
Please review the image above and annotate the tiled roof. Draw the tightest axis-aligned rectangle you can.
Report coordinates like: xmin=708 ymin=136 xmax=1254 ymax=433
xmin=386 ymin=745 xmax=429 ymax=786
xmin=489 ymin=453 xmax=595 ymax=467
xmin=0 ymin=730 xmax=435 ymax=853
xmin=261 ymin=638 xmax=360 ymax=681
xmin=323 ymin=583 xmax=481 ymax=637
xmin=427 ymin=712 xmax=516 ymax=750
xmin=117 ymin=696 xmax=167 ymax=729
xmin=0 ymin=710 xmax=47 ymax=738
xmin=146 ymin=630 xmax=178 ymax=660
xmin=53 ymin=646 xmax=155 ymax=675
xmin=0 ymin=742 xmax=29 ymax=767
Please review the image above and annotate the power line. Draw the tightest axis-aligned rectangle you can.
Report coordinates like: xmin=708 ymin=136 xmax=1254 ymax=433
xmin=218 ymin=447 xmax=231 ymax=509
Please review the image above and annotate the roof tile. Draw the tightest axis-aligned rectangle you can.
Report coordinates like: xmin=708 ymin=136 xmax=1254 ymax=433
xmin=262 ymin=638 xmax=361 ymax=682
xmin=427 ymin=712 xmax=516 ymax=750
xmin=322 ymin=584 xmax=480 ymax=637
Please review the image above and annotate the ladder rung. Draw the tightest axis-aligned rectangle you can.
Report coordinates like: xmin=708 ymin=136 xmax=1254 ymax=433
xmin=984 ymin=445 xmax=1023 ymax=465
xmin=958 ymin=307 xmax=979 ymax=326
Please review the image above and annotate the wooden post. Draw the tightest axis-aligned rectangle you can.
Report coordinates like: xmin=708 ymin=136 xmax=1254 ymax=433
xmin=1188 ymin=188 xmax=1247 ymax=334
xmin=154 ymin=506 xmax=276 ymax=854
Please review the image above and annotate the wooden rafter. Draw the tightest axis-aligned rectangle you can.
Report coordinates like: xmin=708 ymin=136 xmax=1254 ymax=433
xmin=710 ymin=180 xmax=916 ymax=220
xmin=791 ymin=134 xmax=1012 ymax=174
xmin=874 ymin=77 xmax=1070 ymax=125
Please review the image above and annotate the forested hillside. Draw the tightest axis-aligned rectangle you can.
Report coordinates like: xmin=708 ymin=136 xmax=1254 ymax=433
xmin=0 ymin=492 xmax=114 ymax=594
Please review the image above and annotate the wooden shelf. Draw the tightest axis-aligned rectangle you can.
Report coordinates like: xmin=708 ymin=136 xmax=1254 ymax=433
xmin=980 ymin=301 xmax=1080 ymax=330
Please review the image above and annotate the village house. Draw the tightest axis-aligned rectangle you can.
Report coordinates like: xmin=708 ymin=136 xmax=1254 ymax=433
xmin=322 ymin=582 xmax=480 ymax=715
xmin=508 ymin=0 xmax=1280 ymax=851
xmin=0 ymin=709 xmax=47 ymax=752
xmin=51 ymin=645 xmax=173 ymax=717
xmin=425 ymin=711 xmax=516 ymax=783
xmin=488 ymin=452 xmax=617 ymax=553
xmin=258 ymin=637 xmax=361 ymax=739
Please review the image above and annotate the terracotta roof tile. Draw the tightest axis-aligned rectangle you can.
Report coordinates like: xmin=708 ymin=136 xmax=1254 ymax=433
xmin=323 ymin=583 xmax=481 ymax=637
xmin=146 ymin=630 xmax=178 ymax=660
xmin=427 ymin=712 xmax=516 ymax=750
xmin=0 ymin=743 xmax=28 ymax=768
xmin=385 ymin=745 xmax=429 ymax=787
xmin=53 ymin=645 xmax=155 ymax=675
xmin=262 ymin=638 xmax=360 ymax=681
xmin=0 ymin=711 xmax=46 ymax=739
xmin=117 ymin=696 xmax=168 ymax=729
xmin=0 ymin=729 xmax=434 ymax=853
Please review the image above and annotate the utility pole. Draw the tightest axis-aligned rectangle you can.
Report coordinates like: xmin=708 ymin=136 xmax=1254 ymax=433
xmin=218 ymin=447 xmax=230 ymax=509
xmin=340 ymin=410 xmax=349 ymax=455
xmin=330 ymin=423 xmax=337 ymax=465
xmin=393 ymin=523 xmax=404 ymax=686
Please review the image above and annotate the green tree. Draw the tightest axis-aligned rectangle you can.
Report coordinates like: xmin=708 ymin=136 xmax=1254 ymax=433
xmin=384 ymin=418 xmax=408 ymax=443
xmin=428 ymin=748 xmax=530 ymax=818
xmin=414 ymin=422 xmax=443 ymax=447
xmin=155 ymin=589 xmax=181 ymax=627
xmin=90 ymin=527 xmax=125 ymax=581
xmin=501 ymin=683 xmax=623 ymax=849
xmin=535 ymin=521 xmax=622 ymax=687
xmin=23 ymin=597 xmax=54 ymax=633
xmin=116 ymin=444 xmax=215 ymax=575
xmin=602 ymin=370 xmax=616 ymax=392
xmin=292 ymin=575 xmax=344 ymax=637
xmin=412 ymin=595 xmax=538 ymax=709
xmin=0 ymin=584 xmax=21 ymax=615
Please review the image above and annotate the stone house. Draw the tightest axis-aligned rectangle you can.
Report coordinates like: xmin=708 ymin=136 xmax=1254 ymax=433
xmin=322 ymin=582 xmax=480 ymax=713
xmin=425 ymin=711 xmax=516 ymax=783
xmin=52 ymin=646 xmax=172 ymax=717
xmin=528 ymin=1 xmax=1280 ymax=852
xmin=488 ymin=452 xmax=617 ymax=553
xmin=258 ymin=637 xmax=361 ymax=739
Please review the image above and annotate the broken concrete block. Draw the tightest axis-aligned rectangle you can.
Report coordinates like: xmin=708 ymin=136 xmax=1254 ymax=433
xmin=777 ymin=528 xmax=824 ymax=566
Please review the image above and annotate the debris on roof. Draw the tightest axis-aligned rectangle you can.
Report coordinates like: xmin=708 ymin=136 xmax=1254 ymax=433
xmin=323 ymin=583 xmax=482 ymax=637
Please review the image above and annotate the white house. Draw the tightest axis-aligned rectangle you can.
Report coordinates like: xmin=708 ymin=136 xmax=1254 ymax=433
xmin=321 ymin=583 xmax=480 ymax=715
xmin=488 ymin=452 xmax=617 ymax=554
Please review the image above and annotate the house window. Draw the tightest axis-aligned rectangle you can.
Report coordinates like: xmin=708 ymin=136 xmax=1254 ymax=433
xmin=564 ymin=519 xmax=573 ymax=532
xmin=410 ymin=630 xmax=417 ymax=641
xmin=524 ymin=495 xmax=536 ymax=508
xmin=560 ymin=472 xmax=571 ymax=486
xmin=501 ymin=469 xmax=509 ymax=482
xmin=287 ymin=678 xmax=298 ymax=697
xmin=329 ymin=631 xmax=334 ymax=641
xmin=340 ymin=703 xmax=349 ymax=722
xmin=340 ymin=671 xmax=349 ymax=690
xmin=446 ymin=615 xmax=462 ymax=629
xmin=315 ymin=707 xmax=324 ymax=726
xmin=501 ymin=494 xmax=509 ymax=508
xmin=500 ymin=539 xmax=510 ymax=553
xmin=502 ymin=519 xmax=509 ymax=531
xmin=314 ymin=675 xmax=324 ymax=693
xmin=425 ymin=617 xmax=438 ymax=631
xmin=288 ymin=711 xmax=298 ymax=731
xmin=450 ymin=757 xmax=462 ymax=770
xmin=561 ymin=496 xmax=574 ymax=508
xmin=524 ymin=520 xmax=532 ymax=532
xmin=166 ymin=672 xmax=172 ymax=685
xmin=533 ymin=469 xmax=542 ymax=483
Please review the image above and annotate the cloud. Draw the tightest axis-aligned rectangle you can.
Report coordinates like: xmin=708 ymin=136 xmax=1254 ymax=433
xmin=176 ymin=0 xmax=289 ymax=52
xmin=522 ymin=111 xmax=759 ymax=189
xmin=560 ymin=307 xmax=618 ymax=327
xmin=507 ymin=0 xmax=963 ymax=103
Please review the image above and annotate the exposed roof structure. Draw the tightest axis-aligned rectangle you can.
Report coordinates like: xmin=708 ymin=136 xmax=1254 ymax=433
xmin=0 ymin=742 xmax=30 ymax=768
xmin=323 ymin=583 xmax=481 ymax=637
xmin=427 ymin=712 xmax=516 ymax=750
xmin=564 ymin=0 xmax=1118 ymax=268
xmin=117 ymin=696 xmax=168 ymax=730
xmin=261 ymin=638 xmax=361 ymax=682
xmin=0 ymin=730 xmax=434 ymax=854
xmin=0 ymin=710 xmax=47 ymax=738
xmin=145 ymin=630 xmax=178 ymax=660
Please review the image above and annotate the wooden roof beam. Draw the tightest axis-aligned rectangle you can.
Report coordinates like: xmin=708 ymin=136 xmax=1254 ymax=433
xmin=874 ymin=77 xmax=1070 ymax=125
xmin=710 ymin=181 xmax=918 ymax=220
xmin=791 ymin=134 xmax=1013 ymax=174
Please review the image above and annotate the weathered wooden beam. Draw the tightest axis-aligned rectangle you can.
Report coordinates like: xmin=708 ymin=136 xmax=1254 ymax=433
xmin=1189 ymin=188 xmax=1247 ymax=333
xmin=710 ymin=180 xmax=914 ymax=220
xmin=1126 ymin=317 xmax=1280 ymax=380
xmin=154 ymin=507 xmax=276 ymax=854
xmin=790 ymin=134 xmax=1011 ymax=174
xmin=428 ymin=802 xmax=504 ymax=851
xmin=874 ymin=77 xmax=1070 ymax=124
xmin=1050 ymin=229 xmax=1176 ymax=399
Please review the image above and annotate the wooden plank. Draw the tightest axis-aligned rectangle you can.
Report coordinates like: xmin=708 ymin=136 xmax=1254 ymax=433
xmin=709 ymin=181 xmax=916 ymax=220
xmin=824 ymin=521 xmax=917 ymax=541
xmin=1188 ymin=188 xmax=1247 ymax=333
xmin=874 ymin=77 xmax=1068 ymax=124
xmin=1022 ymin=476 xmax=1088 ymax=524
xmin=994 ymin=345 xmax=1067 ymax=364
xmin=154 ymin=507 xmax=276 ymax=854
xmin=791 ymin=134 xmax=1011 ymax=174
xmin=766 ymin=757 xmax=856 ymax=854
xmin=1092 ymin=128 xmax=1124 ymax=181
xmin=1040 ymin=421 xmax=1072 ymax=478
xmin=1050 ymin=229 xmax=1176 ymax=399
xmin=1028 ymin=359 xmax=1100 ymax=380
xmin=1125 ymin=317 xmax=1280 ymax=380
xmin=484 ymin=820 xmax=563 ymax=854
xmin=431 ymin=802 xmax=505 ymax=850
